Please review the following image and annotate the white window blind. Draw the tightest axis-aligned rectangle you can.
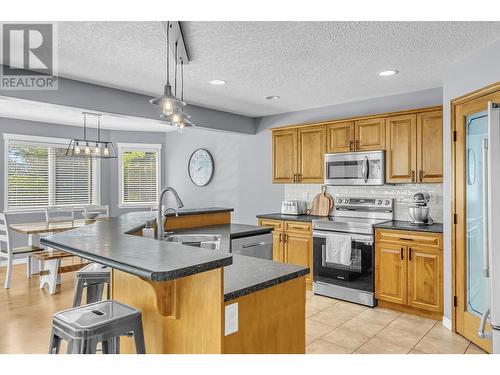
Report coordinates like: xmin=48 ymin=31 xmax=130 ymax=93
xmin=119 ymin=145 xmax=160 ymax=206
xmin=5 ymin=135 xmax=99 ymax=210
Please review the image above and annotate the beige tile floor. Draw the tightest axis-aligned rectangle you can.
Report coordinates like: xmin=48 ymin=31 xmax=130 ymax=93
xmin=305 ymin=290 xmax=487 ymax=354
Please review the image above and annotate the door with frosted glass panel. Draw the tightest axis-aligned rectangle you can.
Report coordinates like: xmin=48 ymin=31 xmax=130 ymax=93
xmin=454 ymin=92 xmax=500 ymax=353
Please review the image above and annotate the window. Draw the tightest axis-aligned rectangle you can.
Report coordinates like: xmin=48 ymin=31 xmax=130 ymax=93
xmin=4 ymin=134 xmax=100 ymax=211
xmin=118 ymin=143 xmax=161 ymax=207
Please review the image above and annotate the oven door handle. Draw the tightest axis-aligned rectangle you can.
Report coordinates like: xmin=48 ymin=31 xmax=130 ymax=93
xmin=313 ymin=231 xmax=373 ymax=244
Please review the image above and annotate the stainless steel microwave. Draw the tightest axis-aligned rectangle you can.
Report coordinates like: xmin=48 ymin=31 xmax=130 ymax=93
xmin=324 ymin=150 xmax=385 ymax=186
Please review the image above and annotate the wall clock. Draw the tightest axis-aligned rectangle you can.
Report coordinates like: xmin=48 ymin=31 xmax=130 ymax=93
xmin=188 ymin=148 xmax=215 ymax=186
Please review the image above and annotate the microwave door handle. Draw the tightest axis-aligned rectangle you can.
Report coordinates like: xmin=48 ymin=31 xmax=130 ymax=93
xmin=482 ymin=138 xmax=490 ymax=278
xmin=362 ymin=156 xmax=369 ymax=183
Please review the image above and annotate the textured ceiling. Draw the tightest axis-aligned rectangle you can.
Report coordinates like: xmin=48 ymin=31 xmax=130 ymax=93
xmin=23 ymin=22 xmax=500 ymax=117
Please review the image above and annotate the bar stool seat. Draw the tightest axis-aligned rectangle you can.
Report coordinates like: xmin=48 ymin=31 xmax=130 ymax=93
xmin=73 ymin=263 xmax=111 ymax=307
xmin=49 ymin=300 xmax=145 ymax=354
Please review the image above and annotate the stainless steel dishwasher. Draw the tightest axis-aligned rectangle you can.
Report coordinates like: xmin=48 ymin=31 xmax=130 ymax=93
xmin=230 ymin=232 xmax=273 ymax=260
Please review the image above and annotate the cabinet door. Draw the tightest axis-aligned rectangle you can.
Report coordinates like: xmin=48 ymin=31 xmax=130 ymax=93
xmin=407 ymin=246 xmax=443 ymax=313
xmin=272 ymin=129 xmax=297 ymax=183
xmin=272 ymin=231 xmax=284 ymax=262
xmin=375 ymin=242 xmax=407 ymax=305
xmin=417 ymin=110 xmax=443 ymax=183
xmin=258 ymin=219 xmax=284 ymax=262
xmin=326 ymin=122 xmax=354 ymax=153
xmin=386 ymin=114 xmax=417 ymax=183
xmin=297 ymin=126 xmax=326 ymax=183
xmin=354 ymin=117 xmax=385 ymax=151
xmin=285 ymin=232 xmax=312 ymax=283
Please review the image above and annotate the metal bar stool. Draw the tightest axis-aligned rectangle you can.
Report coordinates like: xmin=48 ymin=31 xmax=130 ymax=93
xmin=49 ymin=300 xmax=145 ymax=354
xmin=73 ymin=263 xmax=111 ymax=307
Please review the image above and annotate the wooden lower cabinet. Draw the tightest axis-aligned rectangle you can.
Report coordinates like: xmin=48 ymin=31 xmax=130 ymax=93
xmin=285 ymin=232 xmax=312 ymax=283
xmin=407 ymin=246 xmax=443 ymax=312
xmin=375 ymin=242 xmax=407 ymax=305
xmin=375 ymin=229 xmax=443 ymax=318
xmin=258 ymin=218 xmax=312 ymax=283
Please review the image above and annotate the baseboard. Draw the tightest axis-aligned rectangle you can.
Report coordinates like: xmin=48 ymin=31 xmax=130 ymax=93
xmin=0 ymin=258 xmax=27 ymax=267
xmin=442 ymin=316 xmax=452 ymax=330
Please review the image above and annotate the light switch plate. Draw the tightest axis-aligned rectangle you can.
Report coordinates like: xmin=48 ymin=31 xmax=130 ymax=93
xmin=224 ymin=302 xmax=238 ymax=336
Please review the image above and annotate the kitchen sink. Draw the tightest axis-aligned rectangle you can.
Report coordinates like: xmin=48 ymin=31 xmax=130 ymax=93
xmin=164 ymin=234 xmax=221 ymax=250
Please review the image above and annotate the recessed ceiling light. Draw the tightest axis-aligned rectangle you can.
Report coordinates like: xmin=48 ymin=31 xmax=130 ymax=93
xmin=209 ymin=79 xmax=227 ymax=85
xmin=266 ymin=96 xmax=280 ymax=100
xmin=379 ymin=70 xmax=398 ymax=77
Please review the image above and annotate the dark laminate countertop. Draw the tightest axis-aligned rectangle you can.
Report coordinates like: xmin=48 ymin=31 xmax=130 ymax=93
xmin=374 ymin=220 xmax=443 ymax=233
xmin=41 ymin=211 xmax=232 ymax=282
xmin=41 ymin=211 xmax=307 ymax=299
xmin=224 ymin=254 xmax=308 ymax=302
xmin=256 ymin=213 xmax=326 ymax=222
xmin=170 ymin=224 xmax=272 ymax=252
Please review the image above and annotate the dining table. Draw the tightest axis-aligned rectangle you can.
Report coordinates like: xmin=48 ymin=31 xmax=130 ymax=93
xmin=9 ymin=218 xmax=106 ymax=294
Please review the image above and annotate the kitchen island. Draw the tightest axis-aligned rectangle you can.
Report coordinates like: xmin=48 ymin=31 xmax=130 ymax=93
xmin=41 ymin=209 xmax=308 ymax=354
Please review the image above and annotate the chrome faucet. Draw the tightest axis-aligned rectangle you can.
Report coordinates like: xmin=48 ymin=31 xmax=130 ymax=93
xmin=157 ymin=187 xmax=184 ymax=239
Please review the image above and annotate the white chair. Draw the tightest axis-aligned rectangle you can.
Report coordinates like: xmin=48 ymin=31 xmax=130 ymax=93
xmin=0 ymin=212 xmax=43 ymax=289
xmin=45 ymin=207 xmax=75 ymax=224
xmin=83 ymin=205 xmax=109 ymax=218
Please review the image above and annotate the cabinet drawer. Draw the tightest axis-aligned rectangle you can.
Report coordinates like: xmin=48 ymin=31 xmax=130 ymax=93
xmin=258 ymin=218 xmax=283 ymax=231
xmin=375 ymin=229 xmax=442 ymax=249
xmin=284 ymin=221 xmax=312 ymax=234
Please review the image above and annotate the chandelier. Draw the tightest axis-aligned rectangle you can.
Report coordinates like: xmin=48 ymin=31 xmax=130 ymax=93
xmin=66 ymin=112 xmax=117 ymax=159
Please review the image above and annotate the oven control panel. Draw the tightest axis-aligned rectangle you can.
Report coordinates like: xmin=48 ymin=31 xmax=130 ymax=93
xmin=335 ymin=197 xmax=393 ymax=209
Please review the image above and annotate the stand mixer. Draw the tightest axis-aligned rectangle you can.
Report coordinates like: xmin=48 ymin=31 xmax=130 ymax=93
xmin=408 ymin=192 xmax=434 ymax=225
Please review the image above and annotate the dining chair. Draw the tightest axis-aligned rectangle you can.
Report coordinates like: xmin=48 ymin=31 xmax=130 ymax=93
xmin=45 ymin=207 xmax=75 ymax=224
xmin=0 ymin=212 xmax=43 ymax=289
xmin=83 ymin=205 xmax=110 ymax=218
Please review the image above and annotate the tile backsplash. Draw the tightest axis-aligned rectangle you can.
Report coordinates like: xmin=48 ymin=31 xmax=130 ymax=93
xmin=284 ymin=184 xmax=443 ymax=223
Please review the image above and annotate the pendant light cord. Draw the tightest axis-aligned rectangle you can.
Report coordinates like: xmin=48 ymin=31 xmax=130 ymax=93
xmin=174 ymin=41 xmax=178 ymax=96
xmin=162 ymin=21 xmax=170 ymax=85
xmin=181 ymin=60 xmax=184 ymax=102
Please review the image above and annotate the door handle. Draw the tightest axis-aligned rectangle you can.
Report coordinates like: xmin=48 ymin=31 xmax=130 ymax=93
xmin=355 ymin=139 xmax=360 ymax=150
xmin=419 ymin=170 xmax=424 ymax=182
xmin=293 ymin=173 xmax=297 ymax=183
xmin=411 ymin=170 xmax=416 ymax=182
xmin=362 ymin=156 xmax=369 ymax=183
xmin=298 ymin=173 xmax=302 ymax=182
xmin=400 ymin=247 xmax=404 ymax=260
xmin=399 ymin=237 xmax=414 ymax=241
xmin=482 ymin=138 xmax=490 ymax=278
xmin=279 ymin=233 xmax=282 ymax=242
xmin=409 ymin=248 xmax=412 ymax=261
xmin=349 ymin=140 xmax=354 ymax=151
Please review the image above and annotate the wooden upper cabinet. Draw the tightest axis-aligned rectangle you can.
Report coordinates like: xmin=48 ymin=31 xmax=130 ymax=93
xmin=407 ymin=246 xmax=443 ymax=313
xmin=327 ymin=122 xmax=354 ymax=153
xmin=375 ymin=242 xmax=407 ymax=305
xmin=272 ymin=129 xmax=297 ymax=183
xmin=417 ymin=110 xmax=443 ymax=183
xmin=297 ymin=126 xmax=326 ymax=183
xmin=386 ymin=114 xmax=417 ymax=183
xmin=354 ymin=117 xmax=385 ymax=151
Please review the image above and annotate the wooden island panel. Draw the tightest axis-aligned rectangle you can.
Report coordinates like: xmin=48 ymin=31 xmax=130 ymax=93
xmin=112 ymin=268 xmax=224 ymax=354
xmin=223 ymin=276 xmax=306 ymax=354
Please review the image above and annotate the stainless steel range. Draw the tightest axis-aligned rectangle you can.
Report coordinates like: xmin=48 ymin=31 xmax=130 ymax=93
xmin=312 ymin=197 xmax=393 ymax=307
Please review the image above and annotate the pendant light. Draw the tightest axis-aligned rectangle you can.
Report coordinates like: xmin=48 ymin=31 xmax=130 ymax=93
xmin=66 ymin=112 xmax=117 ymax=159
xmin=150 ymin=21 xmax=195 ymax=131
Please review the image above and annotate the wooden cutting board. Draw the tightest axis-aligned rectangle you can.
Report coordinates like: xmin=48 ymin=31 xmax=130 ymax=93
xmin=310 ymin=186 xmax=333 ymax=216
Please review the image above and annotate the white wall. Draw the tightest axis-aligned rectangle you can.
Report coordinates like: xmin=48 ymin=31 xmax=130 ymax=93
xmin=164 ymin=128 xmax=283 ymax=225
xmin=441 ymin=38 xmax=500 ymax=321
